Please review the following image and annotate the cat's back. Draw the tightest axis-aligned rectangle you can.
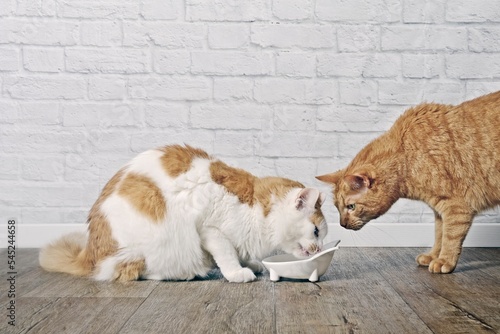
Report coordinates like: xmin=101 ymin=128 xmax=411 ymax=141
xmin=393 ymin=91 xmax=500 ymax=209
xmin=394 ymin=91 xmax=500 ymax=148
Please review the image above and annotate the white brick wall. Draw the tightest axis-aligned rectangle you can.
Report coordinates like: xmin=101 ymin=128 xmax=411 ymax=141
xmin=1 ymin=0 xmax=499 ymax=239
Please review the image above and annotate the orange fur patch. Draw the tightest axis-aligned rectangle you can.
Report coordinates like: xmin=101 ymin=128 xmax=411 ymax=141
xmin=311 ymin=201 xmax=326 ymax=227
xmin=113 ymin=259 xmax=146 ymax=282
xmin=210 ymin=160 xmax=256 ymax=205
xmin=160 ymin=144 xmax=211 ymax=177
xmin=118 ymin=173 xmax=167 ymax=223
xmin=254 ymin=177 xmax=304 ymax=216
xmin=84 ymin=169 xmax=125 ymax=269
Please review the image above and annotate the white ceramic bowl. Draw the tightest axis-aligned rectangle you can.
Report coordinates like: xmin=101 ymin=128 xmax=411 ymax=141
xmin=262 ymin=240 xmax=341 ymax=282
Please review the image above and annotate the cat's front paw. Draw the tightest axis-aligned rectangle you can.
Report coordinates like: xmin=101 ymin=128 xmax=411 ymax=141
xmin=246 ymin=260 xmax=265 ymax=274
xmin=428 ymin=258 xmax=456 ymax=274
xmin=225 ymin=268 xmax=256 ymax=283
xmin=416 ymin=253 xmax=436 ymax=267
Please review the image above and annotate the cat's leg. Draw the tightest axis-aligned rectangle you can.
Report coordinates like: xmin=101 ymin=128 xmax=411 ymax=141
xmin=201 ymin=227 xmax=256 ymax=283
xmin=243 ymin=260 xmax=265 ymax=274
xmin=416 ymin=210 xmax=443 ymax=267
xmin=94 ymin=253 xmax=146 ymax=282
xmin=428 ymin=204 xmax=473 ymax=274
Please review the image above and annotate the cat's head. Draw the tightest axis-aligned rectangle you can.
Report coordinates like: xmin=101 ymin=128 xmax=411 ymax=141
xmin=271 ymin=187 xmax=328 ymax=258
xmin=316 ymin=167 xmax=396 ymax=230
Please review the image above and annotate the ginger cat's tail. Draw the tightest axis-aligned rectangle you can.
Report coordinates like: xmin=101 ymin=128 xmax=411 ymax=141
xmin=39 ymin=232 xmax=92 ymax=276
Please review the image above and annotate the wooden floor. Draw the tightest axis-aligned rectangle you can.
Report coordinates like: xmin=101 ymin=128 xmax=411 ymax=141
xmin=1 ymin=248 xmax=499 ymax=334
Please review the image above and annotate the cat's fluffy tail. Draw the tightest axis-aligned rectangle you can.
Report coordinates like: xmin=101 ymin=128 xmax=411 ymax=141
xmin=39 ymin=232 xmax=92 ymax=276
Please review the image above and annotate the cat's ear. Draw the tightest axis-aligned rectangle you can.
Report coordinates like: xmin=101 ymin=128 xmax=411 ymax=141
xmin=295 ymin=188 xmax=320 ymax=211
xmin=344 ymin=174 xmax=373 ymax=192
xmin=319 ymin=192 xmax=326 ymax=205
xmin=316 ymin=170 xmax=344 ymax=185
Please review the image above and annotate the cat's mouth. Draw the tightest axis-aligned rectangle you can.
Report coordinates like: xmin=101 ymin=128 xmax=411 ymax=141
xmin=297 ymin=243 xmax=321 ymax=258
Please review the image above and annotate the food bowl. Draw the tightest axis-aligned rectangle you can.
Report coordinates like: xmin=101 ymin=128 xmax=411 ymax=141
xmin=262 ymin=240 xmax=341 ymax=282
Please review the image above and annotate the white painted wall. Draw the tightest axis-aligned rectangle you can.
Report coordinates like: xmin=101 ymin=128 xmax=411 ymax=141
xmin=1 ymin=0 xmax=499 ymax=247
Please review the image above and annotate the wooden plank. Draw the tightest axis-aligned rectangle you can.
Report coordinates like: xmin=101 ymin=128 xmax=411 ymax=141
xmin=274 ymin=248 xmax=433 ymax=334
xmin=1 ymin=249 xmax=159 ymax=299
xmin=120 ymin=276 xmax=275 ymax=333
xmin=0 ymin=297 xmax=144 ymax=334
xmin=371 ymin=248 xmax=499 ymax=333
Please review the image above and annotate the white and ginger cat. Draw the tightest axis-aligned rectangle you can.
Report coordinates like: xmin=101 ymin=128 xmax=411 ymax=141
xmin=317 ymin=91 xmax=500 ymax=274
xmin=40 ymin=144 xmax=327 ymax=283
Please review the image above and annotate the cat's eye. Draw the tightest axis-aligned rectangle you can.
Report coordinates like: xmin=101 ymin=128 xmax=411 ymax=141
xmin=314 ymin=226 xmax=319 ymax=238
xmin=346 ymin=204 xmax=356 ymax=211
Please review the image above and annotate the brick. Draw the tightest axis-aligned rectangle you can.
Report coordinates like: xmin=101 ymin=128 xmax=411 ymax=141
xmin=0 ymin=0 xmax=15 ymax=16
xmin=337 ymin=25 xmax=379 ymax=52
xmin=273 ymin=105 xmax=316 ymax=131
xmin=379 ymin=81 xmax=425 ymax=105
xmin=0 ymin=18 xmax=78 ymax=45
xmin=469 ymin=27 xmax=500 ymax=52
xmin=89 ymin=76 xmax=126 ymax=100
xmin=317 ymin=53 xmax=366 ymax=77
xmin=0 ymin=128 xmax=87 ymax=153
xmin=0 ymin=47 xmax=19 ymax=71
xmin=402 ymin=54 xmax=442 ymax=79
xmin=21 ymin=156 xmax=64 ymax=181
xmin=272 ymin=0 xmax=313 ymax=20
xmin=362 ymin=54 xmax=401 ymax=78
xmin=59 ymin=0 xmax=140 ymax=19
xmin=257 ymin=132 xmax=337 ymax=157
xmin=214 ymin=78 xmax=253 ymax=101
xmin=141 ymin=0 xmax=179 ymax=20
xmin=145 ymin=103 xmax=189 ymax=128
xmin=403 ymin=0 xmax=445 ymax=23
xmin=0 ymin=184 xmax=95 ymax=207
xmin=16 ymin=0 xmax=56 ymax=16
xmin=128 ymin=75 xmax=211 ymax=101
xmin=339 ymin=80 xmax=377 ymax=106
xmin=63 ymin=103 xmax=104 ymax=127
xmin=317 ymin=105 xmax=399 ymax=133
xmin=208 ymin=24 xmax=250 ymax=49
xmin=466 ymin=82 xmax=500 ymax=100
xmin=81 ymin=21 xmax=121 ymax=46
xmin=4 ymin=76 xmax=86 ymax=100
xmin=63 ymin=103 xmax=143 ymax=128
xmin=190 ymin=104 xmax=272 ymax=130
xmin=446 ymin=0 xmax=500 ymax=23
xmin=65 ymin=153 xmax=125 ymax=182
xmin=0 ymin=156 xmax=18 ymax=180
xmin=274 ymin=158 xmax=317 ymax=185
xmin=0 ymin=101 xmax=18 ymax=124
xmin=253 ymin=78 xmax=336 ymax=105
xmin=214 ymin=131 xmax=255 ymax=156
xmin=337 ymin=132 xmax=379 ymax=158
xmin=19 ymin=102 xmax=60 ymax=125
xmin=23 ymin=47 xmax=64 ymax=73
xmin=446 ymin=54 xmax=500 ymax=79
xmin=276 ymin=52 xmax=315 ymax=78
xmin=100 ymin=103 xmax=144 ymax=128
xmin=421 ymin=82 xmax=464 ymax=104
xmin=191 ymin=52 xmax=273 ymax=76
xmin=153 ymin=50 xmax=190 ymax=74
xmin=88 ymin=130 xmax=131 ymax=153
xmin=381 ymin=26 xmax=467 ymax=51
xmin=316 ymin=0 xmax=400 ymax=22
xmin=251 ymin=24 xmax=335 ymax=49
xmin=123 ymin=22 xmax=206 ymax=48
xmin=186 ymin=0 xmax=270 ymax=21
xmin=130 ymin=130 xmax=214 ymax=153
xmin=66 ymin=48 xmax=149 ymax=74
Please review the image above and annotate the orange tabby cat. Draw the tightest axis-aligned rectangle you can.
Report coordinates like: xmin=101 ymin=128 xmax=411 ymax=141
xmin=317 ymin=91 xmax=500 ymax=273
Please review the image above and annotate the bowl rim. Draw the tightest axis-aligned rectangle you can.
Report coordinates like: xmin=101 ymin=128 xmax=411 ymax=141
xmin=262 ymin=239 xmax=341 ymax=265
